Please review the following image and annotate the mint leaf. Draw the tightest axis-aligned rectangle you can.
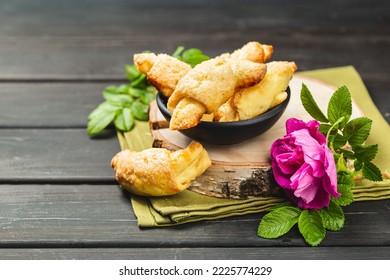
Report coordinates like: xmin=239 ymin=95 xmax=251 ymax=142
xmin=344 ymin=117 xmax=372 ymax=146
xmin=87 ymin=111 xmax=116 ymax=135
xmin=181 ymin=48 xmax=211 ymax=67
xmin=332 ymin=172 xmax=354 ymax=206
xmin=353 ymin=144 xmax=378 ymax=163
xmin=173 ymin=46 xmax=210 ymax=67
xmin=131 ymin=100 xmax=149 ymax=121
xmin=298 ymin=210 xmax=326 ymax=246
xmin=88 ymin=101 xmax=120 ymax=120
xmin=327 ymin=86 xmax=352 ymax=128
xmin=362 ymin=161 xmax=383 ymax=181
xmin=125 ymin=64 xmax=142 ymax=81
xmin=300 ymin=84 xmax=329 ymax=122
xmin=257 ymin=206 xmax=302 ymax=239
xmin=114 ymin=108 xmax=135 ymax=132
xmin=319 ymin=201 xmax=344 ymax=231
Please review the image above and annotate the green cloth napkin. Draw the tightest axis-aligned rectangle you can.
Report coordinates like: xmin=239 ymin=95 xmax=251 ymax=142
xmin=117 ymin=66 xmax=390 ymax=227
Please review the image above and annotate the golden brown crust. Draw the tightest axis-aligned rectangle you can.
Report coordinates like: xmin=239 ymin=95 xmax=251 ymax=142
xmin=111 ymin=142 xmax=211 ymax=197
xmin=134 ymin=53 xmax=191 ymax=97
xmin=167 ymin=57 xmax=267 ymax=130
xmin=230 ymin=41 xmax=273 ymax=63
xmin=233 ymin=61 xmax=297 ymax=120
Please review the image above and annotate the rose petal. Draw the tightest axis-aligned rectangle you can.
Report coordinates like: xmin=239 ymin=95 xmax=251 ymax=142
xmin=291 ymin=164 xmax=318 ymax=203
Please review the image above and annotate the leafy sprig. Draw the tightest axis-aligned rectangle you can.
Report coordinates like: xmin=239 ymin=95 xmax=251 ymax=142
xmin=301 ymin=84 xmax=382 ymax=182
xmin=87 ymin=46 xmax=210 ymax=136
xmin=258 ymin=84 xmax=382 ymax=246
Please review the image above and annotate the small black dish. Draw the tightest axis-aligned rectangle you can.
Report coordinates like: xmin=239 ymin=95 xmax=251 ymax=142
xmin=156 ymin=87 xmax=290 ymax=145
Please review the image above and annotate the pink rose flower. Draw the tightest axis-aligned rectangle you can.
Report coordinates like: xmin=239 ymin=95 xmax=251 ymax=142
xmin=270 ymin=118 xmax=340 ymax=210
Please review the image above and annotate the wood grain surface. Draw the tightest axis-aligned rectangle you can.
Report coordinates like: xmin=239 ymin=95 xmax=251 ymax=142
xmin=0 ymin=0 xmax=389 ymax=259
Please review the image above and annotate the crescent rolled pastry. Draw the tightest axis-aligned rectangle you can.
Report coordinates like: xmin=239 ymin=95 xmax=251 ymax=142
xmin=215 ymin=61 xmax=297 ymax=122
xmin=111 ymin=141 xmax=211 ymax=197
xmin=134 ymin=53 xmax=191 ymax=97
xmin=167 ymin=56 xmax=267 ymax=130
xmin=223 ymin=41 xmax=273 ymax=64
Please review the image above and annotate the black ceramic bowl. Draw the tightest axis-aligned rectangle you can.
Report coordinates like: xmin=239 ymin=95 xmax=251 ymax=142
xmin=156 ymin=87 xmax=290 ymax=145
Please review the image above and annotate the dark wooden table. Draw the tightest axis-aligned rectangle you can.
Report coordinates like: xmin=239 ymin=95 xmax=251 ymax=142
xmin=0 ymin=0 xmax=389 ymax=260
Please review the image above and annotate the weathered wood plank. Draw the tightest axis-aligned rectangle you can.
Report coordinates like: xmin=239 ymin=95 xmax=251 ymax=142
xmin=0 ymin=185 xmax=388 ymax=247
xmin=1 ymin=0 xmax=388 ymax=38
xmin=1 ymin=247 xmax=389 ymax=260
xmin=0 ymin=83 xmax=113 ymax=127
xmin=0 ymin=129 xmax=119 ymax=182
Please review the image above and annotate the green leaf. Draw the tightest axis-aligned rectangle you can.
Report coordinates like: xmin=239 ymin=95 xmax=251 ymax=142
xmin=181 ymin=48 xmax=211 ymax=67
xmin=362 ymin=161 xmax=383 ymax=181
xmin=298 ymin=210 xmax=326 ymax=246
xmin=257 ymin=206 xmax=302 ymax=239
xmin=87 ymin=111 xmax=116 ymax=135
xmin=114 ymin=108 xmax=135 ymax=132
xmin=131 ymin=100 xmax=149 ymax=121
xmin=300 ymin=83 xmax=329 ymax=122
xmin=354 ymin=159 xmax=363 ymax=171
xmin=319 ymin=123 xmax=332 ymax=135
xmin=336 ymin=155 xmax=349 ymax=173
xmin=172 ymin=46 xmax=210 ymax=67
xmin=333 ymin=133 xmax=347 ymax=149
xmin=125 ymin=64 xmax=142 ymax=81
xmin=128 ymin=87 xmax=146 ymax=98
xmin=140 ymin=91 xmax=156 ymax=105
xmin=353 ymin=144 xmax=378 ymax=163
xmin=103 ymin=89 xmax=134 ymax=105
xmin=343 ymin=117 xmax=372 ymax=146
xmin=327 ymin=86 xmax=352 ymax=127
xmin=319 ymin=201 xmax=345 ymax=231
xmin=87 ymin=101 xmax=121 ymax=120
xmin=332 ymin=172 xmax=354 ymax=206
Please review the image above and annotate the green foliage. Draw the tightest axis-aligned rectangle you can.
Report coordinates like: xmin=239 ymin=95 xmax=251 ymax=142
xmin=257 ymin=206 xmax=301 ymax=238
xmin=299 ymin=84 xmax=382 ymax=182
xmin=300 ymin=84 xmax=329 ymax=122
xmin=87 ymin=46 xmax=210 ymax=136
xmin=173 ymin=46 xmax=210 ymax=67
xmin=298 ymin=210 xmax=326 ymax=246
xmin=258 ymin=84 xmax=383 ymax=246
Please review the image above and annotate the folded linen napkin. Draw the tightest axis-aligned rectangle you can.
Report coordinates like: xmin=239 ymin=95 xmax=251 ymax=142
xmin=117 ymin=66 xmax=390 ymax=227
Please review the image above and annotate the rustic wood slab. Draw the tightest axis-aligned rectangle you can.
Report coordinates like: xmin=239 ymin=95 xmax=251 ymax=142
xmin=149 ymin=76 xmax=363 ymax=199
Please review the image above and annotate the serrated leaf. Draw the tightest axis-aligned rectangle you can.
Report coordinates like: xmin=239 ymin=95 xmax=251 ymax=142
xmin=257 ymin=206 xmax=302 ymax=239
xmin=298 ymin=210 xmax=326 ymax=246
xmin=319 ymin=123 xmax=332 ymax=135
xmin=327 ymin=86 xmax=352 ymax=127
xmin=353 ymin=144 xmax=378 ymax=163
xmin=362 ymin=161 xmax=383 ymax=181
xmin=87 ymin=111 xmax=117 ymax=135
xmin=344 ymin=117 xmax=372 ymax=146
xmin=319 ymin=201 xmax=345 ymax=231
xmin=354 ymin=159 xmax=363 ymax=171
xmin=332 ymin=172 xmax=354 ymax=206
xmin=300 ymin=83 xmax=329 ymax=122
